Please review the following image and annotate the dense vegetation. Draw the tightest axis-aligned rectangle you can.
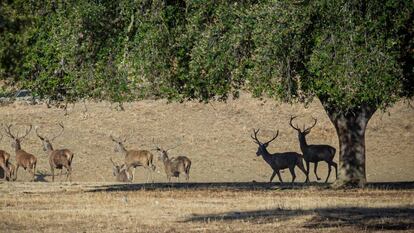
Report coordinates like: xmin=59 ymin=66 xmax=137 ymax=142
xmin=1 ymin=0 xmax=413 ymax=186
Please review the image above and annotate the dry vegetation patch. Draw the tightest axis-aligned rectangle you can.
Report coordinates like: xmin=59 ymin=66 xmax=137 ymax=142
xmin=0 ymin=182 xmax=413 ymax=232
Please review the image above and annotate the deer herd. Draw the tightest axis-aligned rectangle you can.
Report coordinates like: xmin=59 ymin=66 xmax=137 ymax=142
xmin=0 ymin=115 xmax=337 ymax=184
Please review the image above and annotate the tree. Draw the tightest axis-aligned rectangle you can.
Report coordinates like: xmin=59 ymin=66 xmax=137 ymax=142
xmin=247 ymin=0 xmax=413 ymax=187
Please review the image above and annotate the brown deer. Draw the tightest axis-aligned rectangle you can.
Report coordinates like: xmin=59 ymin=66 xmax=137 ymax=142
xmin=109 ymin=158 xmax=132 ymax=182
xmin=0 ymin=134 xmax=12 ymax=181
xmin=35 ymin=123 xmax=74 ymax=182
xmin=110 ymin=135 xmax=156 ymax=182
xmin=153 ymin=140 xmax=191 ymax=182
xmin=251 ymin=129 xmax=307 ymax=184
xmin=289 ymin=116 xmax=337 ymax=183
xmin=4 ymin=124 xmax=37 ymax=181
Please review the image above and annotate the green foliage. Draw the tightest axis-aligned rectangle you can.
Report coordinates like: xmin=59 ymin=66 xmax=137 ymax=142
xmin=0 ymin=0 xmax=412 ymax=110
xmin=249 ymin=0 xmax=413 ymax=112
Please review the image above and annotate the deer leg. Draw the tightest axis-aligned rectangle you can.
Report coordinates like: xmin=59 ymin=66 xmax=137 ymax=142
xmin=28 ymin=163 xmax=36 ymax=182
xmin=314 ymin=162 xmax=321 ymax=180
xmin=299 ymin=164 xmax=307 ymax=183
xmin=66 ymin=166 xmax=72 ymax=182
xmin=148 ymin=167 xmax=154 ymax=183
xmin=32 ymin=162 xmax=36 ymax=182
xmin=147 ymin=170 xmax=151 ymax=183
xmin=1 ymin=164 xmax=9 ymax=181
xmin=269 ymin=170 xmax=276 ymax=183
xmin=331 ymin=161 xmax=338 ymax=179
xmin=305 ymin=161 xmax=310 ymax=182
xmin=126 ymin=165 xmax=134 ymax=181
xmin=51 ymin=166 xmax=55 ymax=182
xmin=289 ymin=167 xmax=296 ymax=183
xmin=325 ymin=161 xmax=332 ymax=183
xmin=276 ymin=171 xmax=283 ymax=184
xmin=14 ymin=165 xmax=19 ymax=181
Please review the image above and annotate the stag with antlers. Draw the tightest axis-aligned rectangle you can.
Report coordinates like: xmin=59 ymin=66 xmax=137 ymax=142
xmin=35 ymin=123 xmax=74 ymax=182
xmin=251 ymin=129 xmax=307 ymax=184
xmin=110 ymin=135 xmax=156 ymax=182
xmin=289 ymin=116 xmax=337 ymax=183
xmin=153 ymin=139 xmax=191 ymax=182
xmin=3 ymin=124 xmax=37 ymax=181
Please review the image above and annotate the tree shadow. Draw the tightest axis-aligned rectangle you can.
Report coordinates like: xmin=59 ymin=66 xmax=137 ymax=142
xmin=86 ymin=181 xmax=328 ymax=193
xmin=86 ymin=181 xmax=414 ymax=193
xmin=183 ymin=207 xmax=414 ymax=230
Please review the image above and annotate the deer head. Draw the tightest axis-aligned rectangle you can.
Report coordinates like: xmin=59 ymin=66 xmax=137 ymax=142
xmin=3 ymin=124 xmax=32 ymax=151
xmin=110 ymin=135 xmax=127 ymax=153
xmin=35 ymin=122 xmax=65 ymax=152
xmin=152 ymin=138 xmax=181 ymax=161
xmin=251 ymin=129 xmax=279 ymax=157
xmin=289 ymin=116 xmax=317 ymax=138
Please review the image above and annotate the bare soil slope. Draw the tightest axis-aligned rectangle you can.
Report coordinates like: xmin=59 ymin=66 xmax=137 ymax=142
xmin=0 ymin=94 xmax=413 ymax=183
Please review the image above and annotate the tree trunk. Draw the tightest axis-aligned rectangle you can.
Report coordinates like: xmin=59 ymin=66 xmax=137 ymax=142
xmin=323 ymin=104 xmax=376 ymax=188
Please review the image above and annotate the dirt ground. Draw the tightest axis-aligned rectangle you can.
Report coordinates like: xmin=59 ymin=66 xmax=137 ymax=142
xmin=0 ymin=95 xmax=413 ymax=232
xmin=0 ymin=94 xmax=412 ymax=183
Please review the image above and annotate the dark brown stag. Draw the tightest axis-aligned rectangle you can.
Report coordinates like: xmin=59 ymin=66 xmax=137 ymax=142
xmin=251 ymin=129 xmax=306 ymax=184
xmin=289 ymin=116 xmax=337 ymax=183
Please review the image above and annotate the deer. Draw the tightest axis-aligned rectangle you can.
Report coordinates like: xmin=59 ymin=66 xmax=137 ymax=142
xmin=110 ymin=135 xmax=156 ymax=182
xmin=109 ymin=158 xmax=132 ymax=182
xmin=4 ymin=124 xmax=37 ymax=181
xmin=289 ymin=116 xmax=338 ymax=183
xmin=35 ymin=123 xmax=74 ymax=182
xmin=153 ymin=139 xmax=191 ymax=182
xmin=0 ymin=134 xmax=12 ymax=181
xmin=251 ymin=129 xmax=307 ymax=184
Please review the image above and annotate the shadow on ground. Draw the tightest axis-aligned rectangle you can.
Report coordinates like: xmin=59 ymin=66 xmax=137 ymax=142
xmin=86 ymin=181 xmax=414 ymax=193
xmin=183 ymin=206 xmax=414 ymax=230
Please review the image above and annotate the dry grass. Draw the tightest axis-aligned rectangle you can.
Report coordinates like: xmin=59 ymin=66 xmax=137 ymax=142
xmin=0 ymin=94 xmax=413 ymax=232
xmin=0 ymin=94 xmax=412 ymax=183
xmin=0 ymin=182 xmax=413 ymax=232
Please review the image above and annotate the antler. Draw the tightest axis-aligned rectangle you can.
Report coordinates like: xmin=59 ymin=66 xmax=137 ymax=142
xmin=304 ymin=117 xmax=317 ymax=133
xmin=18 ymin=125 xmax=32 ymax=141
xmin=263 ymin=130 xmax=279 ymax=145
xmin=34 ymin=126 xmax=45 ymax=140
xmin=289 ymin=116 xmax=301 ymax=131
xmin=4 ymin=124 xmax=16 ymax=139
xmin=152 ymin=138 xmax=162 ymax=151
xmin=110 ymin=135 xmax=126 ymax=143
xmin=109 ymin=158 xmax=118 ymax=167
xmin=110 ymin=135 xmax=117 ymax=142
xmin=165 ymin=138 xmax=182 ymax=152
xmin=250 ymin=128 xmax=261 ymax=145
xmin=251 ymin=129 xmax=279 ymax=145
xmin=49 ymin=122 xmax=65 ymax=141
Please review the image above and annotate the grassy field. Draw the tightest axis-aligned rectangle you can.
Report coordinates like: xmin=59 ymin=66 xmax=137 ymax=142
xmin=0 ymin=182 xmax=413 ymax=232
xmin=0 ymin=94 xmax=413 ymax=232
